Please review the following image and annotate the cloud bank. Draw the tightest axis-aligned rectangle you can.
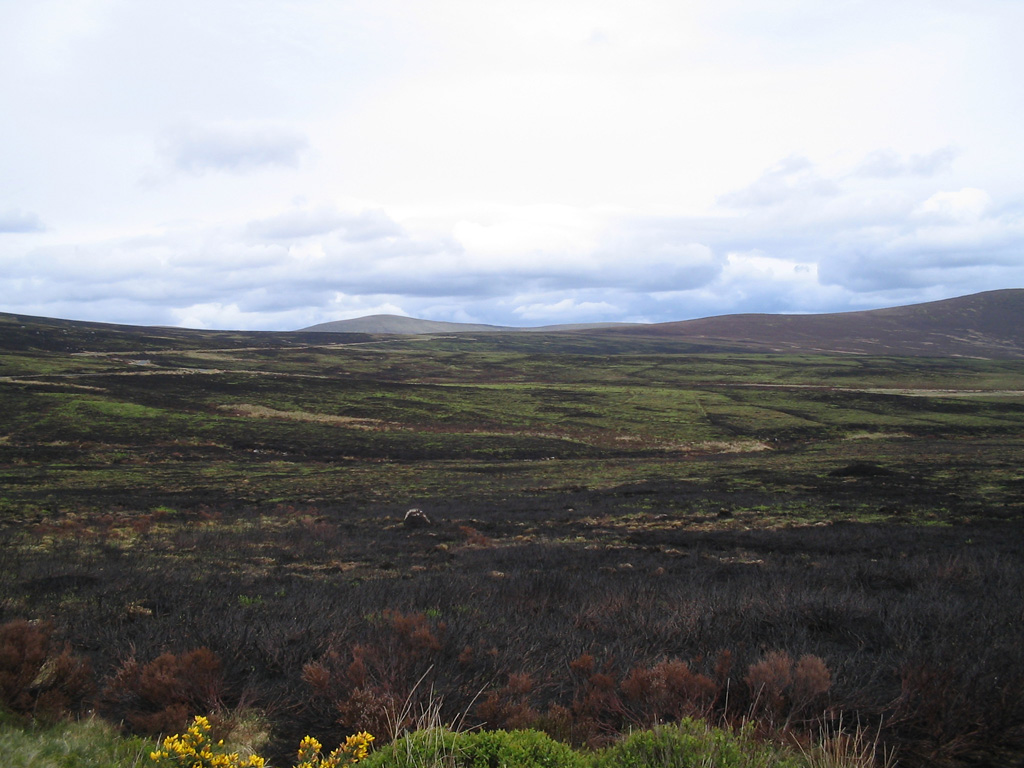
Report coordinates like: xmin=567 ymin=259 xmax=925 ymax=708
xmin=0 ymin=1 xmax=1022 ymax=329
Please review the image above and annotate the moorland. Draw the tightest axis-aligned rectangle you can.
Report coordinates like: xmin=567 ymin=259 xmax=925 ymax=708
xmin=1 ymin=292 xmax=1023 ymax=767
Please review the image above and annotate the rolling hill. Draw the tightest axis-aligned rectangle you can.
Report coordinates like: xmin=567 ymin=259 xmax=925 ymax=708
xmin=609 ymin=289 xmax=1024 ymax=358
xmin=300 ymin=315 xmax=637 ymax=334
xmin=300 ymin=289 xmax=1024 ymax=358
xmin=1 ymin=289 xmax=1021 ymax=358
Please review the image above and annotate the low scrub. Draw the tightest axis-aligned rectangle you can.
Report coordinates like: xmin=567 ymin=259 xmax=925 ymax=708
xmin=362 ymin=720 xmax=872 ymax=768
xmin=593 ymin=719 xmax=805 ymax=768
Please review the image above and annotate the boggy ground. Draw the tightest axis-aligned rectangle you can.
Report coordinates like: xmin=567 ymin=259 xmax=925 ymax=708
xmin=1 ymin=316 xmax=1024 ymax=766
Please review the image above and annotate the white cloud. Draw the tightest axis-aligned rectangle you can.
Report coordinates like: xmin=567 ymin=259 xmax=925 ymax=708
xmin=718 ymin=156 xmax=840 ymax=209
xmin=914 ymin=188 xmax=992 ymax=224
xmin=453 ymin=205 xmax=599 ymax=261
xmin=513 ymin=297 xmax=618 ymax=322
xmin=161 ymin=123 xmax=308 ymax=174
xmin=247 ymin=208 xmax=346 ymax=240
xmin=854 ymin=147 xmax=958 ymax=179
xmin=1 ymin=1 xmax=1023 ymax=329
xmin=0 ymin=210 xmax=45 ymax=233
xmin=246 ymin=206 xmax=401 ymax=241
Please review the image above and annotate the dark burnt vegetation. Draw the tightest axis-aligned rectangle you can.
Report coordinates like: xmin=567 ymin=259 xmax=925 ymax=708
xmin=3 ymin=511 xmax=1022 ymax=764
xmin=2 ymin=315 xmax=1024 ymax=766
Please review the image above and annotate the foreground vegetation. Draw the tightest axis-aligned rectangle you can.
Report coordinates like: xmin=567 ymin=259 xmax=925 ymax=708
xmin=2 ymin=313 xmax=1023 ymax=766
xmin=0 ymin=713 xmax=883 ymax=768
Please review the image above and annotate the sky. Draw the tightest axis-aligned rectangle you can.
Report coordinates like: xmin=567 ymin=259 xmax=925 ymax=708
xmin=2 ymin=0 xmax=1023 ymax=330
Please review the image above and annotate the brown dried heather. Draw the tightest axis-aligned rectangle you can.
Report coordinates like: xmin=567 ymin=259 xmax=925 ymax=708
xmin=32 ymin=644 xmax=95 ymax=719
xmin=299 ymin=612 xmax=448 ymax=739
xmin=0 ymin=619 xmax=50 ymax=713
xmin=459 ymin=525 xmax=491 ymax=547
xmin=0 ymin=619 xmax=94 ymax=720
xmin=742 ymin=651 xmax=833 ymax=725
xmin=335 ymin=685 xmax=402 ymax=740
xmin=385 ymin=610 xmax=443 ymax=654
xmin=99 ymin=648 xmax=225 ymax=736
xmin=572 ymin=669 xmax=623 ymax=745
xmin=791 ymin=654 xmax=832 ymax=715
xmin=621 ymin=658 xmax=718 ymax=726
xmin=476 ymin=672 xmax=539 ymax=730
xmin=745 ymin=650 xmax=794 ymax=720
xmin=300 ymin=660 xmax=332 ymax=695
xmin=569 ymin=653 xmax=595 ymax=675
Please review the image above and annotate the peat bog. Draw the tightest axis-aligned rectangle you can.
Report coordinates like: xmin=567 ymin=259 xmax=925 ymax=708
xmin=1 ymin=312 xmax=1023 ymax=766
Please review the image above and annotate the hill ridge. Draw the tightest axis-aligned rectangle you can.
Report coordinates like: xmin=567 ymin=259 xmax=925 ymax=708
xmin=2 ymin=289 xmax=1022 ymax=358
xmin=614 ymin=288 xmax=1024 ymax=357
xmin=300 ymin=314 xmax=638 ymax=334
xmin=295 ymin=289 xmax=1024 ymax=357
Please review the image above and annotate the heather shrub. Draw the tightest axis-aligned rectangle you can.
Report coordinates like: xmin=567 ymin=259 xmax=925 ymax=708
xmin=745 ymin=652 xmax=831 ymax=723
xmin=790 ymin=656 xmax=832 ymax=716
xmin=303 ymin=611 xmax=446 ymax=739
xmin=99 ymin=647 xmax=225 ymax=735
xmin=619 ymin=659 xmax=719 ymax=727
xmin=476 ymin=672 xmax=540 ymax=730
xmin=0 ymin=619 xmax=94 ymax=720
xmin=334 ymin=685 xmax=404 ymax=742
xmin=569 ymin=669 xmax=623 ymax=747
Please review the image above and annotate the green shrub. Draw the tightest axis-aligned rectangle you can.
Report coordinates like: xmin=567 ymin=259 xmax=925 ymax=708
xmin=361 ymin=728 xmax=587 ymax=768
xmin=592 ymin=719 xmax=806 ymax=768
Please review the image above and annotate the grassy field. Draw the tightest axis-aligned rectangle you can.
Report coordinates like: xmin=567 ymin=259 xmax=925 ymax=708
xmin=1 ymin=315 xmax=1023 ymax=766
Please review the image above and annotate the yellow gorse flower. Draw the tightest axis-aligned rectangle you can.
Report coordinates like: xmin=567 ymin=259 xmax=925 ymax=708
xmin=151 ymin=716 xmax=372 ymax=768
xmin=296 ymin=730 xmax=375 ymax=768
xmin=149 ymin=716 xmax=265 ymax=768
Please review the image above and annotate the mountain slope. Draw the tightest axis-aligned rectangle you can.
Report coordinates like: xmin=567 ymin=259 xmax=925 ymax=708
xmin=302 ymin=315 xmax=510 ymax=334
xmin=301 ymin=290 xmax=1024 ymax=357
xmin=2 ymin=289 xmax=1021 ymax=358
xmin=608 ymin=289 xmax=1024 ymax=358
xmin=301 ymin=315 xmax=637 ymax=334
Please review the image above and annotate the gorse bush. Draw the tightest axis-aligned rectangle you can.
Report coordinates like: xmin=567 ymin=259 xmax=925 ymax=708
xmin=296 ymin=732 xmax=376 ymax=768
xmin=149 ymin=715 xmax=374 ymax=768
xmin=149 ymin=715 xmax=265 ymax=767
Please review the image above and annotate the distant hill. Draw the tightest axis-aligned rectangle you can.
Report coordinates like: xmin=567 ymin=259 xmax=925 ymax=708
xmin=2 ymin=289 xmax=1022 ymax=358
xmin=608 ymin=289 xmax=1024 ymax=358
xmin=301 ymin=290 xmax=1024 ymax=358
xmin=301 ymin=314 xmax=638 ymax=334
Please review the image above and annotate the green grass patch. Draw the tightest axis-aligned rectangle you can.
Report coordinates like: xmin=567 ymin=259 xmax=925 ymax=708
xmin=361 ymin=721 xmax=821 ymax=768
xmin=0 ymin=716 xmax=154 ymax=768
